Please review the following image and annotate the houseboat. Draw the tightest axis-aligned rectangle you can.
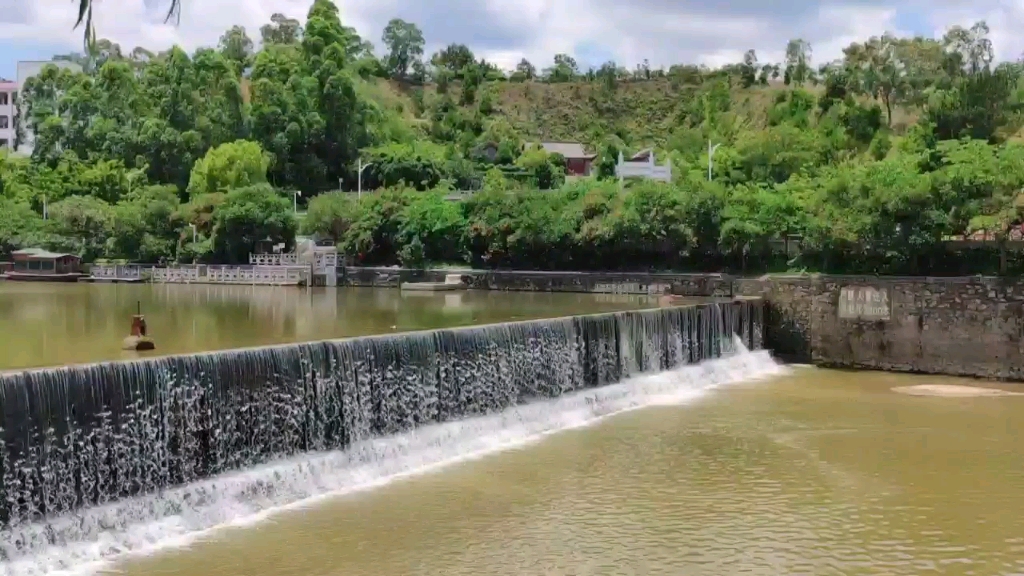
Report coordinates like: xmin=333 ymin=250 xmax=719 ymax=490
xmin=3 ymin=248 xmax=84 ymax=282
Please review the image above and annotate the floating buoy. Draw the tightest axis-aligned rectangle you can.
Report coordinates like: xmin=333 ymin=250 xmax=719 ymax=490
xmin=122 ymin=301 xmax=156 ymax=351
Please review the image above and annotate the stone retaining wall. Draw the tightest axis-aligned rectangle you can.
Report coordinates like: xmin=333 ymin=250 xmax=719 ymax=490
xmin=735 ymin=274 xmax=1024 ymax=380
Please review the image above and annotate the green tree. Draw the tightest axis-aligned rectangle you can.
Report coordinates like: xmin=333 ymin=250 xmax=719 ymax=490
xmin=187 ymin=140 xmax=270 ymax=198
xmin=302 ymin=191 xmax=357 ymax=242
xmin=211 ymin=184 xmax=297 ymax=263
xmin=261 ymin=13 xmax=302 ymax=45
xmin=381 ymin=19 xmax=425 ymax=80
xmin=218 ymin=25 xmax=255 ymax=73
xmin=431 ymin=44 xmax=475 ymax=78
xmin=45 ymin=195 xmax=115 ymax=261
xmin=784 ymin=39 xmax=812 ymax=85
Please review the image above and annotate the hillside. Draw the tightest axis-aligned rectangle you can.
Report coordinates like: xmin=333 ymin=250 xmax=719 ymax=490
xmin=374 ymin=77 xmax=922 ymax=150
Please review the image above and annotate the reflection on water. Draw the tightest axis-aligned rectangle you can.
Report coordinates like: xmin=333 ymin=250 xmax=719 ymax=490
xmin=0 ymin=283 xmax=658 ymax=370
xmin=110 ymin=368 xmax=1024 ymax=576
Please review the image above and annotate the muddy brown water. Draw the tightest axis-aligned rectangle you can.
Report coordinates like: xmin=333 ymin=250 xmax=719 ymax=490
xmin=0 ymin=283 xmax=660 ymax=370
xmin=102 ymin=367 xmax=1024 ymax=576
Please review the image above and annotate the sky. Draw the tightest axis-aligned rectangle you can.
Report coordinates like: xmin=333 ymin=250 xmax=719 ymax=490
xmin=0 ymin=0 xmax=1022 ymax=80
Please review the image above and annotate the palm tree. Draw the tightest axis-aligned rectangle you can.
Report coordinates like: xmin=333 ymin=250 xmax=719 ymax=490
xmin=75 ymin=0 xmax=181 ymax=47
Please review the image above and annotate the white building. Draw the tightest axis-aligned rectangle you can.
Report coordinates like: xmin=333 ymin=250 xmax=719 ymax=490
xmin=15 ymin=60 xmax=83 ymax=156
xmin=0 ymin=81 xmax=14 ymax=150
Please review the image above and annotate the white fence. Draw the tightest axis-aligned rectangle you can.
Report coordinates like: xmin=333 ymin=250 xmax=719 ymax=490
xmin=249 ymin=253 xmax=298 ymax=266
xmin=151 ymin=267 xmax=201 ymax=283
xmin=145 ymin=265 xmax=308 ymax=285
xmin=89 ymin=264 xmax=144 ymax=279
xmin=207 ymin=265 xmax=308 ymax=285
xmin=250 ymin=250 xmax=337 ymax=269
xmin=615 ymin=151 xmax=672 ymax=183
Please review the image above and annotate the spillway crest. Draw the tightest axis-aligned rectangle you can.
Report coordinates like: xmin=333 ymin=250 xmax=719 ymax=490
xmin=0 ymin=301 xmax=761 ymax=535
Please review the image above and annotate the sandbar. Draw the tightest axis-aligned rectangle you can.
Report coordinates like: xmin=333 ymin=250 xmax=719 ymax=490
xmin=892 ymin=384 xmax=1024 ymax=397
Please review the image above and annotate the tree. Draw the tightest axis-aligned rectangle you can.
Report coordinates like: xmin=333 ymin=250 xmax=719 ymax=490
xmin=261 ymin=13 xmax=302 ymax=45
xmin=740 ymin=50 xmax=758 ymax=88
xmin=514 ymin=58 xmax=537 ymax=82
xmin=219 ymin=26 xmax=254 ymax=73
xmin=0 ymin=198 xmax=43 ymax=257
xmin=381 ymin=19 xmax=425 ymax=80
xmin=784 ymin=39 xmax=812 ymax=85
xmin=211 ymin=184 xmax=296 ymax=263
xmin=46 ymin=195 xmax=115 ymax=261
xmin=845 ymin=34 xmax=909 ymax=126
xmin=545 ymin=54 xmax=578 ymax=82
xmin=187 ymin=140 xmax=270 ymax=198
xmin=942 ymin=21 xmax=993 ymax=75
xmin=108 ymin=184 xmax=182 ymax=262
xmin=431 ymin=44 xmax=475 ymax=78
xmin=302 ymin=191 xmax=357 ymax=242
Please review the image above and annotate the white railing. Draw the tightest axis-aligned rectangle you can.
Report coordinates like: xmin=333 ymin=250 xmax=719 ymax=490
xmin=151 ymin=266 xmax=201 ymax=283
xmin=616 ymin=151 xmax=672 ymax=183
xmin=206 ymin=265 xmax=307 ymax=285
xmin=249 ymin=253 xmax=298 ymax=266
xmin=90 ymin=264 xmax=144 ymax=279
xmin=250 ymin=251 xmax=337 ymax=270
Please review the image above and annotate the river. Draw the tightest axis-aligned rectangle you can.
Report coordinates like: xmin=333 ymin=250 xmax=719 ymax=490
xmin=4 ymin=357 xmax=1013 ymax=576
xmin=0 ymin=283 xmax=658 ymax=370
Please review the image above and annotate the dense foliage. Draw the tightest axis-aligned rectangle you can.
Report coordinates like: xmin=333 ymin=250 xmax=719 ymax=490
xmin=5 ymin=11 xmax=1024 ymax=274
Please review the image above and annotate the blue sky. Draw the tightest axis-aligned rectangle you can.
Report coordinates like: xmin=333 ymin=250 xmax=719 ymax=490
xmin=0 ymin=42 xmax=69 ymax=79
xmin=892 ymin=8 xmax=934 ymax=37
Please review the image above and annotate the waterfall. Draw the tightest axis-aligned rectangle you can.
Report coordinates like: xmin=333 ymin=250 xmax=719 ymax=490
xmin=0 ymin=300 xmax=762 ymax=539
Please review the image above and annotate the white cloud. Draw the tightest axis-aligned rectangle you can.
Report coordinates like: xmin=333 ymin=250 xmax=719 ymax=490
xmin=0 ymin=0 xmax=1019 ymax=71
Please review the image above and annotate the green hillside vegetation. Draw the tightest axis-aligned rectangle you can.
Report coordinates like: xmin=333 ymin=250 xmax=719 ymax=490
xmin=2 ymin=8 xmax=1024 ymax=274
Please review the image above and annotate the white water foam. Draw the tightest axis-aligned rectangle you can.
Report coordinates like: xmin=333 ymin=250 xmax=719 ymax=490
xmin=2 ymin=342 xmax=785 ymax=576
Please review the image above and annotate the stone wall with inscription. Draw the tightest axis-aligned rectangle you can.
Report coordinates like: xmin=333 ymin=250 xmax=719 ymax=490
xmin=735 ymin=274 xmax=1024 ymax=379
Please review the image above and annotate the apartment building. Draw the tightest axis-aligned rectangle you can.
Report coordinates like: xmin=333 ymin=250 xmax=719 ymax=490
xmin=0 ymin=81 xmax=14 ymax=150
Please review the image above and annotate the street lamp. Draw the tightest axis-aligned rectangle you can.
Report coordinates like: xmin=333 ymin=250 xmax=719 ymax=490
xmin=708 ymin=141 xmax=721 ymax=182
xmin=293 ymin=190 xmax=301 ymax=214
xmin=357 ymin=159 xmax=373 ymax=199
xmin=42 ymin=194 xmax=47 ymax=220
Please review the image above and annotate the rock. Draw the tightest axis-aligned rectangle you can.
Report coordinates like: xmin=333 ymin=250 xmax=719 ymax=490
xmin=122 ymin=335 xmax=156 ymax=351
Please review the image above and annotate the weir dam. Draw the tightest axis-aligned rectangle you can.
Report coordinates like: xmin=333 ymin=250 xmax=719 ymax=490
xmin=0 ymin=299 xmax=762 ymax=570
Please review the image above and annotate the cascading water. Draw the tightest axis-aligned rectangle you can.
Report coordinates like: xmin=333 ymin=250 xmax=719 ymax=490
xmin=0 ymin=300 xmax=767 ymax=575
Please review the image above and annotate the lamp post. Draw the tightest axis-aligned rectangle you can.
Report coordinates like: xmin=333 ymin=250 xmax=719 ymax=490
xmin=42 ymin=194 xmax=47 ymax=220
xmin=708 ymin=141 xmax=721 ymax=182
xmin=357 ymin=159 xmax=373 ymax=199
xmin=293 ymin=190 xmax=301 ymax=214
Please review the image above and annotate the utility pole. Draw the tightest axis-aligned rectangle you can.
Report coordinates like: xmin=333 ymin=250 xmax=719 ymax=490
xmin=708 ymin=141 xmax=721 ymax=182
xmin=357 ymin=159 xmax=373 ymax=199
xmin=42 ymin=194 xmax=47 ymax=220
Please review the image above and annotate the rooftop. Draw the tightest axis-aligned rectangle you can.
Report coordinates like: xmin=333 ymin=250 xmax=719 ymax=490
xmin=534 ymin=141 xmax=596 ymax=159
xmin=12 ymin=248 xmax=80 ymax=259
